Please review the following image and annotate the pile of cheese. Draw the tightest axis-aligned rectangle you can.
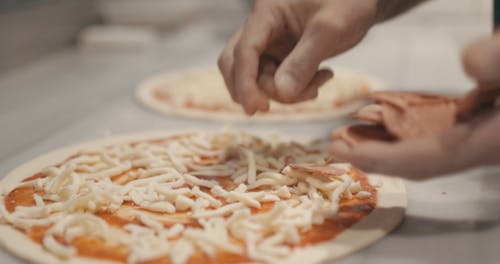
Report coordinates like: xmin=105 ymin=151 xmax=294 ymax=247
xmin=0 ymin=129 xmax=371 ymax=264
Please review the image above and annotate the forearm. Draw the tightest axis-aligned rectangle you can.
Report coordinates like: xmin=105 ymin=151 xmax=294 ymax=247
xmin=375 ymin=0 xmax=429 ymax=23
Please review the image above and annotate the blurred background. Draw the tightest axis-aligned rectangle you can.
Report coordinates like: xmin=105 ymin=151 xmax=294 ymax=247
xmin=0 ymin=0 xmax=248 ymax=73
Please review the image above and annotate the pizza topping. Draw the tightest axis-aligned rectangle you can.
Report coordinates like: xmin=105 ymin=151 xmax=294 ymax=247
xmin=333 ymin=92 xmax=459 ymax=146
xmin=0 ymin=129 xmax=376 ymax=264
xmin=371 ymin=91 xmax=455 ymax=109
xmin=374 ymin=92 xmax=457 ymax=138
xmin=44 ymin=213 xmax=109 ymax=258
xmin=331 ymin=124 xmax=396 ymax=147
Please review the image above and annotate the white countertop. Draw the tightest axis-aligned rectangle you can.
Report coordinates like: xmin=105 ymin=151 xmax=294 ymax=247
xmin=0 ymin=10 xmax=499 ymax=264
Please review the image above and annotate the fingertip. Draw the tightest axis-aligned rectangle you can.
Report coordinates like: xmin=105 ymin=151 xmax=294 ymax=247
xmin=273 ymin=68 xmax=332 ymax=104
xmin=311 ymin=68 xmax=334 ymax=89
xmin=303 ymin=88 xmax=319 ymax=101
xmin=254 ymin=94 xmax=271 ymax=113
xmin=286 ymin=69 xmax=333 ymax=104
xmin=242 ymin=102 xmax=258 ymax=115
xmin=273 ymin=33 xmax=330 ymax=102
xmin=462 ymin=40 xmax=481 ymax=79
xmin=275 ymin=71 xmax=299 ymax=100
xmin=241 ymin=93 xmax=257 ymax=115
xmin=461 ymin=35 xmax=500 ymax=84
xmin=241 ymin=91 xmax=269 ymax=115
xmin=318 ymin=67 xmax=334 ymax=79
xmin=260 ymin=100 xmax=270 ymax=112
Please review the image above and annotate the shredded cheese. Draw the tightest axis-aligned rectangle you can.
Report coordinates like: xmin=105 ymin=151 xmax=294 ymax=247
xmin=0 ymin=129 xmax=375 ymax=264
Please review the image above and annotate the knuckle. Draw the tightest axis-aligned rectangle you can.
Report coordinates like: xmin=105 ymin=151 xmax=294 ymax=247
xmin=233 ymin=42 xmax=245 ymax=59
xmin=217 ymin=53 xmax=228 ymax=69
xmin=311 ymin=15 xmax=337 ymax=32
xmin=217 ymin=55 xmax=234 ymax=84
xmin=310 ymin=14 xmax=350 ymax=38
xmin=217 ymin=55 xmax=224 ymax=69
xmin=234 ymin=33 xmax=260 ymax=57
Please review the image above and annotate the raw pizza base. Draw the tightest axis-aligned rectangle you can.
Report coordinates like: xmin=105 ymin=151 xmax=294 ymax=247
xmin=136 ymin=67 xmax=387 ymax=123
xmin=0 ymin=131 xmax=406 ymax=264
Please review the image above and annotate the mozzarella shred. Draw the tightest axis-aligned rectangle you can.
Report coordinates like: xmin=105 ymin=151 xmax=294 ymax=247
xmin=0 ymin=128 xmax=376 ymax=264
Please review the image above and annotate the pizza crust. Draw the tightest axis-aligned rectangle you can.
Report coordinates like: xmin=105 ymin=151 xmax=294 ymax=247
xmin=136 ymin=67 xmax=387 ymax=123
xmin=0 ymin=131 xmax=406 ymax=264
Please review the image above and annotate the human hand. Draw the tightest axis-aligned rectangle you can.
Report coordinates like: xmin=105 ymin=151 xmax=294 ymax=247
xmin=218 ymin=0 xmax=378 ymax=114
xmin=330 ymin=33 xmax=500 ymax=179
xmin=459 ymin=31 xmax=500 ymax=119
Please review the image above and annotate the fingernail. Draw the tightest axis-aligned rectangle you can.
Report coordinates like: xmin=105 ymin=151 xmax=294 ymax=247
xmin=275 ymin=73 xmax=298 ymax=98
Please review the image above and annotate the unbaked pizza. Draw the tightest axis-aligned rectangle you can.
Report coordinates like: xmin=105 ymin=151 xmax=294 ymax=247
xmin=136 ymin=68 xmax=386 ymax=122
xmin=0 ymin=129 xmax=405 ymax=264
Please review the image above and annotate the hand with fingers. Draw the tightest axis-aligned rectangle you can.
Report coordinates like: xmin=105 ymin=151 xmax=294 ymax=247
xmin=330 ymin=32 xmax=500 ymax=180
xmin=218 ymin=0 xmax=379 ymax=114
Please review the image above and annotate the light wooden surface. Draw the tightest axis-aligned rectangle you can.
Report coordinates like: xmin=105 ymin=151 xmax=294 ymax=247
xmin=0 ymin=1 xmax=498 ymax=263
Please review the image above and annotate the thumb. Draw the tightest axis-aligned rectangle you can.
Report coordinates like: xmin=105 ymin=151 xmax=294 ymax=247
xmin=274 ymin=33 xmax=331 ymax=102
xmin=463 ymin=32 xmax=500 ymax=86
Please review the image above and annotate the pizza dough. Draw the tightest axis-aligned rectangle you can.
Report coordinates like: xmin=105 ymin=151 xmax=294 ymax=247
xmin=136 ymin=67 xmax=387 ymax=122
xmin=0 ymin=129 xmax=406 ymax=264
